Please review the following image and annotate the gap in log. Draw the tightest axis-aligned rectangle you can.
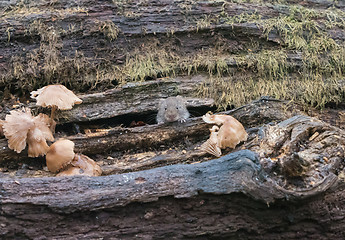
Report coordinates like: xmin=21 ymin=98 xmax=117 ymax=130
xmin=55 ymin=104 xmax=218 ymax=136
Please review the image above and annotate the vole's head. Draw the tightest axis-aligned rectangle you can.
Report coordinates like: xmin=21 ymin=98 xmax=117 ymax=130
xmin=158 ymin=96 xmax=189 ymax=123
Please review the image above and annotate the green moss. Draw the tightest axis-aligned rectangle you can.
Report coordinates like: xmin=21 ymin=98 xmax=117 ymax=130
xmin=1 ymin=1 xmax=344 ymax=109
xmin=196 ymin=3 xmax=345 ymax=109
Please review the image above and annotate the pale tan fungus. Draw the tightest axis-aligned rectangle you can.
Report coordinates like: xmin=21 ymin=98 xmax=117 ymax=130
xmin=2 ymin=108 xmax=54 ymax=157
xmin=71 ymin=154 xmax=102 ymax=176
xmin=200 ymin=125 xmax=222 ymax=157
xmin=46 ymin=139 xmax=75 ymax=172
xmin=30 ymin=84 xmax=82 ymax=121
xmin=217 ymin=120 xmax=248 ymax=149
xmin=202 ymin=113 xmax=227 ymax=125
xmin=56 ymin=166 xmax=85 ymax=177
xmin=36 ymin=113 xmax=57 ymax=134
xmin=201 ymin=113 xmax=248 ymax=154
xmin=46 ymin=139 xmax=102 ymax=176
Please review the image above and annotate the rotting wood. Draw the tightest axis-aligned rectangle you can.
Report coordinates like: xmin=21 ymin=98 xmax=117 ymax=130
xmin=2 ymin=116 xmax=342 ymax=213
xmin=0 ymin=98 xmax=304 ymax=163
xmin=0 ymin=114 xmax=345 ymax=238
xmin=0 ymin=75 xmax=214 ymax=122
xmin=1 ymin=0 xmax=345 ymax=95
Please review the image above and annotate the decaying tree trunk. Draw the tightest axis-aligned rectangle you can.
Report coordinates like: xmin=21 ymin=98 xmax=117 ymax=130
xmin=1 ymin=110 xmax=345 ymax=239
xmin=1 ymin=0 xmax=345 ymax=239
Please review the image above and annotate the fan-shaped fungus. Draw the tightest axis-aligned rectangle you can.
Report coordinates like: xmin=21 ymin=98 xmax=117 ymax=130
xmin=30 ymin=85 xmax=82 ymax=131
xmin=46 ymin=139 xmax=102 ymax=176
xmin=200 ymin=126 xmax=222 ymax=157
xmin=2 ymin=108 xmax=54 ymax=157
xmin=201 ymin=113 xmax=248 ymax=156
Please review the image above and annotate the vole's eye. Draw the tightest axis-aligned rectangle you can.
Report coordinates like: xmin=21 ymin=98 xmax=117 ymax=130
xmin=176 ymin=107 xmax=179 ymax=110
xmin=164 ymin=108 xmax=167 ymax=111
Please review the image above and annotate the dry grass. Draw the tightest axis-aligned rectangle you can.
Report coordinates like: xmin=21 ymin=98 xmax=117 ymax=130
xmin=1 ymin=1 xmax=344 ymax=109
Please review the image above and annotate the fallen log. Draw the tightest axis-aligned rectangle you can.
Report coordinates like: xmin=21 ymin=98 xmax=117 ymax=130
xmin=0 ymin=97 xmax=303 ymax=163
xmin=0 ymin=115 xmax=344 ymax=239
xmin=0 ymin=75 xmax=214 ymax=122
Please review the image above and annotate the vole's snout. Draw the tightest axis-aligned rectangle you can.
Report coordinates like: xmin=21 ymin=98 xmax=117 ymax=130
xmin=165 ymin=114 xmax=178 ymax=122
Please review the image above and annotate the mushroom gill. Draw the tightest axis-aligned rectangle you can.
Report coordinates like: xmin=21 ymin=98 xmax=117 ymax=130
xmin=2 ymin=108 xmax=54 ymax=157
xmin=200 ymin=126 xmax=222 ymax=157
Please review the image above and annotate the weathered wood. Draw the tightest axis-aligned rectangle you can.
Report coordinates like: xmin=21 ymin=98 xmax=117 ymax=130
xmin=0 ymin=98 xmax=303 ymax=163
xmin=1 ymin=1 xmax=345 ymax=238
xmin=2 ymin=115 xmax=344 ymax=206
xmin=1 ymin=0 xmax=344 ymax=94
xmin=0 ymin=75 xmax=214 ymax=122
xmin=0 ymin=114 xmax=344 ymax=239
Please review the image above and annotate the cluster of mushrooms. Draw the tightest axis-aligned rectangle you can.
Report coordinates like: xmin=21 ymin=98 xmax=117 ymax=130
xmin=0 ymin=85 xmax=247 ymax=175
xmin=200 ymin=113 xmax=248 ymax=157
xmin=0 ymin=85 xmax=102 ymax=177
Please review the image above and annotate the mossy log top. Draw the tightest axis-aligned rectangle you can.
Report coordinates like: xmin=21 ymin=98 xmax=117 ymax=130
xmin=1 ymin=0 xmax=345 ymax=97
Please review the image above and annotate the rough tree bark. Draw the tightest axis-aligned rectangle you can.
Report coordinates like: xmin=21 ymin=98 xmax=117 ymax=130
xmin=1 ymin=0 xmax=345 ymax=239
xmin=1 ymin=112 xmax=345 ymax=239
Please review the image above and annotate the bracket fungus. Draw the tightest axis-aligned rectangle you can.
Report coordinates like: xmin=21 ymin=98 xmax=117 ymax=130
xmin=2 ymin=108 xmax=54 ymax=157
xmin=46 ymin=139 xmax=102 ymax=176
xmin=30 ymin=85 xmax=82 ymax=131
xmin=201 ymin=113 xmax=248 ymax=157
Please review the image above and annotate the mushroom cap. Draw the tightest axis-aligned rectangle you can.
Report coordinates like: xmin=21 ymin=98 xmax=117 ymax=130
xmin=71 ymin=154 xmax=102 ymax=176
xmin=46 ymin=139 xmax=75 ymax=172
xmin=217 ymin=121 xmax=248 ymax=149
xmin=202 ymin=113 xmax=242 ymax=126
xmin=202 ymin=113 xmax=225 ymax=125
xmin=31 ymin=85 xmax=82 ymax=110
xmin=56 ymin=166 xmax=85 ymax=177
xmin=3 ymin=108 xmax=54 ymax=155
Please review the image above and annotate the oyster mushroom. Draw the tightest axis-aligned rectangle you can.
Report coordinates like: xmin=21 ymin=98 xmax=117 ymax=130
xmin=30 ymin=85 xmax=82 ymax=131
xmin=200 ymin=125 xmax=222 ymax=157
xmin=217 ymin=120 xmax=248 ymax=149
xmin=2 ymin=108 xmax=54 ymax=157
xmin=46 ymin=139 xmax=75 ymax=172
xmin=202 ymin=113 xmax=237 ymax=125
xmin=46 ymin=139 xmax=102 ymax=176
xmin=201 ymin=113 xmax=248 ymax=155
